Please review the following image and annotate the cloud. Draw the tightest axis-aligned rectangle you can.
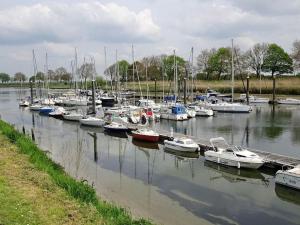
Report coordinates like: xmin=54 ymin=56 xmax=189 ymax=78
xmin=0 ymin=1 xmax=160 ymax=45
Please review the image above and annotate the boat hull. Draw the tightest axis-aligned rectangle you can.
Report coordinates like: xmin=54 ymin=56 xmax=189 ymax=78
xmin=132 ymin=133 xmax=159 ymax=142
xmin=204 ymin=153 xmax=263 ymax=169
xmin=164 ymin=141 xmax=199 ymax=152
xmin=275 ymin=170 xmax=300 ymax=190
xmin=80 ymin=118 xmax=105 ymax=127
xmin=63 ymin=114 xmax=83 ymax=121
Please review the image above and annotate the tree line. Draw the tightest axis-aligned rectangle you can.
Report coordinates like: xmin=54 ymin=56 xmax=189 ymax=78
xmin=1 ymin=40 xmax=300 ymax=84
xmin=104 ymin=40 xmax=300 ymax=83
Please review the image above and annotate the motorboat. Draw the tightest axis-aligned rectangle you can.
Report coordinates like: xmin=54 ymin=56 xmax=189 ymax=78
xmin=164 ymin=138 xmax=200 ymax=152
xmin=41 ymin=98 xmax=55 ymax=105
xmin=19 ymin=99 xmax=30 ymax=107
xmin=39 ymin=106 xmax=54 ymax=115
xmin=188 ymin=105 xmax=214 ymax=117
xmin=79 ymin=117 xmax=106 ymax=127
xmin=29 ymin=103 xmax=42 ymax=111
xmin=48 ymin=107 xmax=66 ymax=119
xmin=160 ymin=105 xmax=188 ymax=121
xmin=131 ymin=129 xmax=160 ymax=142
xmin=275 ymin=165 xmax=300 ymax=190
xmin=277 ymin=98 xmax=300 ymax=105
xmin=209 ymin=102 xmax=252 ymax=113
xmin=63 ymin=112 xmax=83 ymax=121
xmin=100 ymin=96 xmax=115 ymax=107
xmin=186 ymin=108 xmax=196 ymax=118
xmin=204 ymin=137 xmax=264 ymax=169
xmin=62 ymin=97 xmax=88 ymax=106
xmin=239 ymin=94 xmax=269 ymax=104
xmin=104 ymin=122 xmax=129 ymax=132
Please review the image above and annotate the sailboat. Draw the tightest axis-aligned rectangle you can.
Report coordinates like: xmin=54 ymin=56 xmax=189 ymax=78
xmin=208 ymin=40 xmax=252 ymax=113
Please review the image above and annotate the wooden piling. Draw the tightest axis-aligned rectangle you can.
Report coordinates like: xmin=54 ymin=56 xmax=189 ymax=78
xmin=31 ymin=128 xmax=35 ymax=142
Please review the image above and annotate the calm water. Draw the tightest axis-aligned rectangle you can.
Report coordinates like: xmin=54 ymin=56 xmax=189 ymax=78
xmin=1 ymin=88 xmax=300 ymax=225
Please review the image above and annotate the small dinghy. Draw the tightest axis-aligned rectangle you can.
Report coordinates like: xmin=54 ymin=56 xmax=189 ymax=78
xmin=131 ymin=129 xmax=159 ymax=142
xmin=204 ymin=137 xmax=264 ymax=169
xmin=275 ymin=165 xmax=300 ymax=190
xmin=19 ymin=99 xmax=30 ymax=107
xmin=63 ymin=112 xmax=83 ymax=121
xmin=39 ymin=106 xmax=54 ymax=115
xmin=29 ymin=104 xmax=42 ymax=111
xmin=79 ymin=117 xmax=106 ymax=127
xmin=164 ymin=138 xmax=200 ymax=152
xmin=49 ymin=107 xmax=66 ymax=119
xmin=104 ymin=122 xmax=128 ymax=132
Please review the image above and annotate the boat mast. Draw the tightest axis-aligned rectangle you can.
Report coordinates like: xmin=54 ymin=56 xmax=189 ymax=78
xmin=74 ymin=48 xmax=78 ymax=96
xmin=173 ymin=50 xmax=176 ymax=100
xmin=191 ymin=47 xmax=194 ymax=101
xmin=231 ymin=39 xmax=234 ymax=103
xmin=162 ymin=56 xmax=165 ymax=102
xmin=104 ymin=46 xmax=108 ymax=91
xmin=45 ymin=52 xmax=49 ymax=100
xmin=145 ymin=59 xmax=149 ymax=102
xmin=132 ymin=44 xmax=136 ymax=103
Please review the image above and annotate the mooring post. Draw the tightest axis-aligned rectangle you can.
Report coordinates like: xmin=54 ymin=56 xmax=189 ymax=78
xmin=92 ymin=80 xmax=96 ymax=114
xmin=154 ymin=79 xmax=157 ymax=103
xmin=272 ymin=76 xmax=276 ymax=104
xmin=183 ymin=78 xmax=187 ymax=105
xmin=246 ymin=76 xmax=249 ymax=105
xmin=30 ymin=81 xmax=34 ymax=104
xmin=31 ymin=128 xmax=35 ymax=142
xmin=22 ymin=126 xmax=25 ymax=134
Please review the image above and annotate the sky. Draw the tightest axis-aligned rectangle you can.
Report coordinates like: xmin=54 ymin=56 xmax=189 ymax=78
xmin=0 ymin=0 xmax=299 ymax=76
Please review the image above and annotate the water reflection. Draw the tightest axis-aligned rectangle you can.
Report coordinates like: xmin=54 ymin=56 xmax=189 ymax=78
xmin=204 ymin=161 xmax=269 ymax=186
xmin=275 ymin=184 xmax=300 ymax=206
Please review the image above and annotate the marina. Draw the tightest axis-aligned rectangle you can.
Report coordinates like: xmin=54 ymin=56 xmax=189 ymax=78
xmin=1 ymin=88 xmax=300 ymax=225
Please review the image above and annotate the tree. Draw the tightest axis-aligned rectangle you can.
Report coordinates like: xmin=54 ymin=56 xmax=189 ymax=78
xmin=48 ymin=69 xmax=56 ymax=81
xmin=55 ymin=67 xmax=68 ymax=82
xmin=61 ymin=73 xmax=71 ymax=82
xmin=0 ymin=73 xmax=10 ymax=83
xmin=118 ymin=60 xmax=129 ymax=82
xmin=291 ymin=40 xmax=300 ymax=71
xmin=141 ymin=55 xmax=163 ymax=80
xmin=163 ymin=54 xmax=186 ymax=80
xmin=245 ymin=43 xmax=268 ymax=78
xmin=207 ymin=47 xmax=231 ymax=80
xmin=197 ymin=49 xmax=216 ymax=79
xmin=78 ymin=63 xmax=94 ymax=88
xmin=262 ymin=43 xmax=293 ymax=77
xmin=36 ymin=71 xmax=45 ymax=81
xmin=14 ymin=72 xmax=26 ymax=82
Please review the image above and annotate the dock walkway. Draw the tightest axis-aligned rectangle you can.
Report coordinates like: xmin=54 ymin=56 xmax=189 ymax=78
xmin=156 ymin=127 xmax=300 ymax=168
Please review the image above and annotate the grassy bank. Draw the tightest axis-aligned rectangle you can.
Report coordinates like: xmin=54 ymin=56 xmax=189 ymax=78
xmin=0 ymin=120 xmax=152 ymax=225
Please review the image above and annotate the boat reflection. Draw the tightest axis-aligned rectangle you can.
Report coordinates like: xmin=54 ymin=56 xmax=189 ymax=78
xmin=275 ymin=184 xmax=300 ymax=206
xmin=80 ymin=124 xmax=104 ymax=133
xmin=164 ymin=147 xmax=199 ymax=160
xmin=104 ymin=130 xmax=128 ymax=139
xmin=204 ymin=161 xmax=269 ymax=186
xmin=132 ymin=138 xmax=159 ymax=150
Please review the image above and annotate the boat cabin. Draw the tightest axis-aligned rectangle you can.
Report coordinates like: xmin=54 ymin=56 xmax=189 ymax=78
xmin=171 ymin=106 xmax=186 ymax=115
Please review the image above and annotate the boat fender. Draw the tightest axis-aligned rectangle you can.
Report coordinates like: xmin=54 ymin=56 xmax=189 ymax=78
xmin=237 ymin=162 xmax=240 ymax=169
xmin=217 ymin=157 xmax=220 ymax=163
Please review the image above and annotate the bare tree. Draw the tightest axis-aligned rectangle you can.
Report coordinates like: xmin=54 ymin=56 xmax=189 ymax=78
xmin=291 ymin=40 xmax=300 ymax=72
xmin=197 ymin=49 xmax=216 ymax=79
xmin=245 ymin=43 xmax=268 ymax=78
xmin=79 ymin=63 xmax=94 ymax=88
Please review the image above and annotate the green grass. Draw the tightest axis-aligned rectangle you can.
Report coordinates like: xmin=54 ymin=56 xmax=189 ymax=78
xmin=0 ymin=177 xmax=42 ymax=225
xmin=0 ymin=120 xmax=152 ymax=225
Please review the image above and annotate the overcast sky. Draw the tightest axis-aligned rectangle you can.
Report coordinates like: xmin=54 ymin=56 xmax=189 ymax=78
xmin=0 ymin=0 xmax=299 ymax=76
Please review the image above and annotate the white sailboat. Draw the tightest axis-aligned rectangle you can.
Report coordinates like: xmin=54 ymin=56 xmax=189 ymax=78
xmin=277 ymin=98 xmax=300 ymax=105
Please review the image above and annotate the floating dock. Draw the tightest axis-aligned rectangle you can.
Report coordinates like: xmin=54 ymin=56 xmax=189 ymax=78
xmin=157 ymin=128 xmax=300 ymax=169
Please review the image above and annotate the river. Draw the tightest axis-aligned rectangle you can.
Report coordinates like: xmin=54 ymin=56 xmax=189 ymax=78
xmin=0 ymin=88 xmax=300 ymax=225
